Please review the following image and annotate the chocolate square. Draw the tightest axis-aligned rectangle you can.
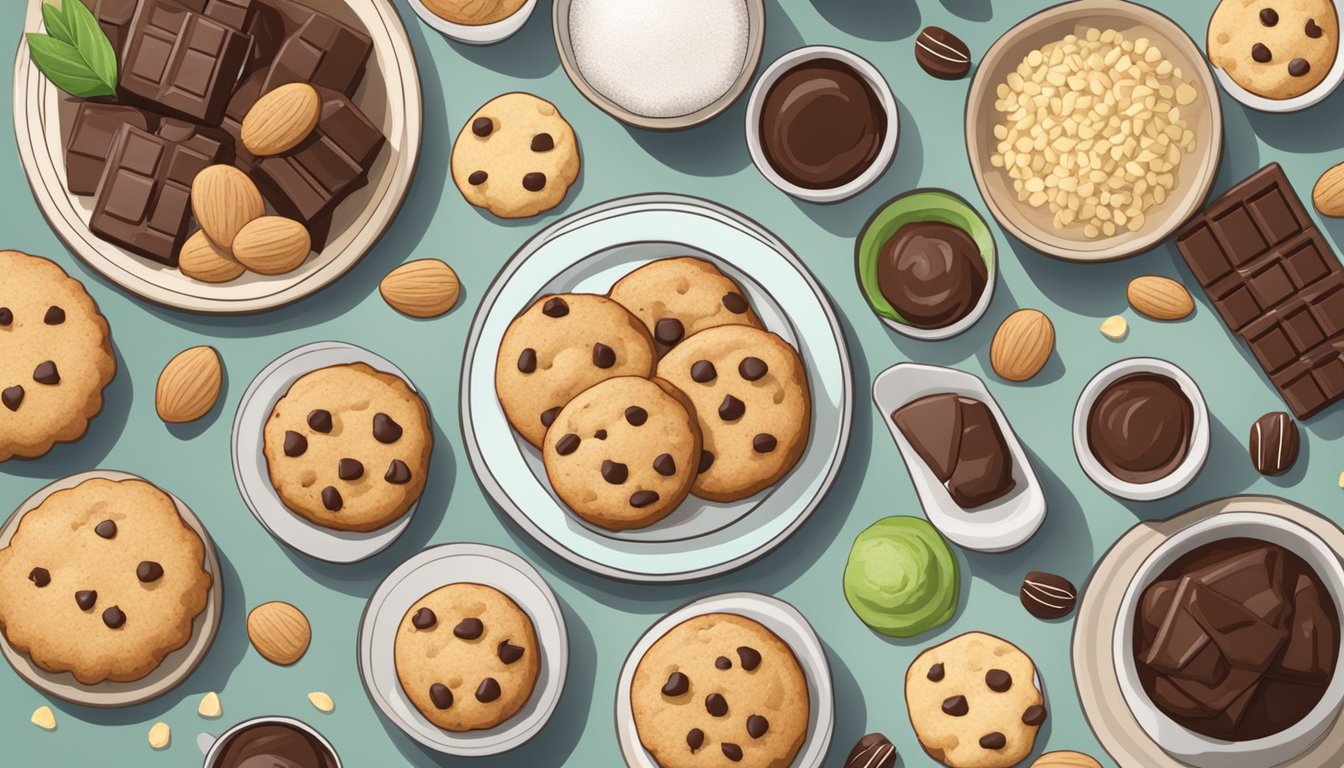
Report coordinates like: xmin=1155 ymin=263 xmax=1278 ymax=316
xmin=1247 ymin=262 xmax=1295 ymax=308
xmin=1247 ymin=187 xmax=1306 ymax=247
xmin=1178 ymin=224 xmax=1232 ymax=286
xmin=65 ymin=103 xmax=155 ymax=196
xmin=117 ymin=0 xmax=251 ymax=124
xmin=179 ymin=0 xmax=257 ymax=30
xmin=1312 ymin=281 xmax=1344 ymax=335
xmin=82 ymin=0 xmax=138 ymax=59
xmin=260 ymin=12 xmax=372 ymax=97
xmin=1282 ymin=307 xmax=1326 ymax=354
xmin=1212 ymin=284 xmax=1262 ymax=332
xmin=1212 ymin=206 xmax=1269 ymax=266
xmin=1283 ymin=235 xmax=1335 ymax=289
xmin=1276 ymin=367 xmax=1328 ymax=418
xmin=1312 ymin=354 xmax=1344 ymax=399
xmin=1247 ymin=324 xmax=1298 ymax=373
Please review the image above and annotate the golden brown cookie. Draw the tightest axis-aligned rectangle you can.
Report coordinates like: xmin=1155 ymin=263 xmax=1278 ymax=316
xmin=0 ymin=478 xmax=211 ymax=685
xmin=1209 ymin=0 xmax=1339 ymax=99
xmin=608 ymin=257 xmax=764 ymax=357
xmin=451 ymin=93 xmax=580 ymax=219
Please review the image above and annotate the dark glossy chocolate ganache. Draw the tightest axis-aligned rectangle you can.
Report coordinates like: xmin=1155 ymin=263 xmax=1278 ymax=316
xmin=877 ymin=221 xmax=988 ymax=329
xmin=1087 ymin=372 xmax=1193 ymax=484
xmin=759 ymin=59 xmax=886 ymax=190
xmin=213 ymin=722 xmax=338 ymax=768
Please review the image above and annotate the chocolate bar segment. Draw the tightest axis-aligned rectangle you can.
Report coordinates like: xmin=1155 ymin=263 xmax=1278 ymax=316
xmin=81 ymin=0 xmax=138 ymax=60
xmin=246 ymin=0 xmax=371 ymax=94
xmin=178 ymin=0 xmax=258 ymax=30
xmin=1175 ymin=164 xmax=1344 ymax=419
xmin=65 ymin=103 xmax=157 ymax=196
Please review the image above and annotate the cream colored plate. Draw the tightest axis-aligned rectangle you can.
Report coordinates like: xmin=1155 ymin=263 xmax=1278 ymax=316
xmin=1074 ymin=495 xmax=1344 ymax=765
xmin=966 ymin=0 xmax=1223 ymax=261
xmin=12 ymin=0 xmax=422 ymax=314
xmin=0 ymin=470 xmax=223 ymax=708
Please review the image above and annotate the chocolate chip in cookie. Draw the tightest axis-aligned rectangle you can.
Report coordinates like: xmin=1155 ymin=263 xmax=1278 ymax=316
xmin=653 ymin=454 xmax=676 ymax=476
xmin=2 ymin=386 xmax=23 ymax=412
xmin=321 ymin=486 xmax=343 ymax=511
xmin=716 ymin=655 xmax=732 ymax=670
xmin=602 ymin=460 xmax=629 ymax=484
xmin=307 ymin=409 xmax=333 ymax=433
xmin=719 ymin=395 xmax=745 ymax=421
xmin=28 ymin=567 xmax=50 ymax=587
xmin=722 ymin=743 xmax=743 ymax=761
xmin=706 ymin=692 xmax=729 ymax=716
xmin=498 ymin=640 xmax=526 ymax=664
xmin=1022 ymin=704 xmax=1047 ymax=726
xmin=691 ymin=360 xmax=717 ymax=382
xmin=687 ymin=728 xmax=705 ymax=752
xmin=76 ymin=589 xmax=97 ymax=610
xmin=284 ymin=431 xmax=308 ymax=457
xmin=555 ymin=434 xmax=581 ymax=455
xmin=0 ymin=307 xmax=10 ymax=326
xmin=33 ymin=361 xmax=59 ymax=385
xmin=373 ymin=413 xmax=403 ymax=443
xmin=753 ymin=434 xmax=777 ymax=453
xmin=942 ymin=695 xmax=969 ymax=716
xmin=469 ymin=170 xmax=488 ymax=185
xmin=430 ymin=683 xmax=453 ymax=709
xmin=517 ymin=348 xmax=537 ymax=373
xmin=476 ymin=677 xmax=501 ymax=702
xmin=979 ymin=732 xmax=1006 ymax=749
xmin=412 ymin=607 xmax=437 ymax=629
xmin=44 ymin=306 xmax=65 ymax=325
xmin=723 ymin=293 xmax=749 ymax=314
xmin=523 ymin=172 xmax=547 ymax=192
xmin=385 ymin=459 xmax=412 ymax=485
xmin=986 ymin=669 xmax=1013 ymax=692
xmin=338 ymin=458 xmax=364 ymax=481
xmin=655 ymin=318 xmax=685 ymax=347
xmin=454 ymin=618 xmax=484 ymax=640
xmin=1253 ymin=42 xmax=1272 ymax=62
xmin=1261 ymin=7 xmax=1278 ymax=25
xmin=738 ymin=645 xmax=761 ymax=670
xmin=625 ymin=406 xmax=647 ymax=426
xmin=543 ymin=297 xmax=569 ymax=317
xmin=472 ymin=117 xmax=493 ymax=137
xmin=593 ymin=343 xmax=617 ymax=369
xmin=102 ymin=605 xmax=125 ymax=629
xmin=95 ymin=520 xmax=117 ymax=539
xmin=747 ymin=714 xmax=769 ymax=738
xmin=1290 ymin=57 xmax=1311 ymax=76
xmin=630 ymin=490 xmax=659 ymax=507
xmin=739 ymin=357 xmax=768 ymax=381
xmin=1308 ymin=18 xmax=1324 ymax=38
xmin=531 ymin=133 xmax=555 ymax=152
xmin=137 ymin=561 xmax=164 ymax=583
xmin=928 ymin=662 xmax=945 ymax=681
xmin=663 ymin=671 xmax=690 ymax=696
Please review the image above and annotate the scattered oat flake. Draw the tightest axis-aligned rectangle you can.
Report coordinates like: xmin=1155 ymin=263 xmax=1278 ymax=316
xmin=148 ymin=721 xmax=171 ymax=750
xmin=31 ymin=706 xmax=55 ymax=730
xmin=308 ymin=691 xmax=334 ymax=712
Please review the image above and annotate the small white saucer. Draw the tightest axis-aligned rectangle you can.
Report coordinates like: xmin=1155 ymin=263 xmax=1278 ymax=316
xmin=406 ymin=0 xmax=536 ymax=45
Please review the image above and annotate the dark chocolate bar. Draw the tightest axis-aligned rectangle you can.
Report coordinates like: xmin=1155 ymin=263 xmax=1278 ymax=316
xmin=246 ymin=0 xmax=371 ymax=94
xmin=81 ymin=0 xmax=137 ymax=60
xmin=178 ymin=0 xmax=257 ymax=30
xmin=1175 ymin=163 xmax=1344 ymax=419
xmin=89 ymin=124 xmax=224 ymax=265
xmin=65 ymin=103 xmax=156 ymax=196
xmin=117 ymin=0 xmax=252 ymax=124
xmin=220 ymin=70 xmax=265 ymax=173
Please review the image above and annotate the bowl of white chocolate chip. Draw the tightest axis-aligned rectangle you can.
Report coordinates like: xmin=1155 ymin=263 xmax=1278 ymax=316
xmin=966 ymin=0 xmax=1223 ymax=262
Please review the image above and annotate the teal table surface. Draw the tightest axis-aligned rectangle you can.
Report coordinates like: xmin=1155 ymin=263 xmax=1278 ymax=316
xmin=4 ymin=0 xmax=1344 ymax=766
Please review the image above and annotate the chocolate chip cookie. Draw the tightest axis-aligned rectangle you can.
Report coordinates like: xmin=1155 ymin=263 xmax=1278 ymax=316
xmin=496 ymin=293 xmax=656 ymax=448
xmin=0 ymin=477 xmax=211 ymax=685
xmin=608 ymin=257 xmax=764 ymax=357
xmin=543 ymin=376 xmax=702 ymax=531
xmin=0 ymin=250 xmax=116 ymax=462
xmin=632 ymin=612 xmax=809 ymax=768
xmin=1209 ymin=0 xmax=1338 ymax=99
xmin=656 ymin=326 xmax=811 ymax=502
xmin=395 ymin=583 xmax=540 ymax=732
xmin=905 ymin=632 xmax=1046 ymax=768
xmin=263 ymin=363 xmax=433 ymax=533
xmin=451 ymin=92 xmax=581 ymax=219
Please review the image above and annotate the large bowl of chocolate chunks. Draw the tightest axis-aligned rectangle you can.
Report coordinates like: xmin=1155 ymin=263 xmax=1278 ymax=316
xmin=14 ymin=0 xmax=421 ymax=313
xmin=1113 ymin=512 xmax=1344 ymax=766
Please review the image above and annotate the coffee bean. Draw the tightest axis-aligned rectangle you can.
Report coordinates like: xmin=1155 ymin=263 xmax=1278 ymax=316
xmin=284 ymin=431 xmax=308 ymax=457
xmin=625 ymin=406 xmax=647 ymax=426
xmin=472 ymin=117 xmax=493 ymax=137
xmin=716 ymin=656 xmax=732 ymax=670
xmin=137 ymin=561 xmax=164 ymax=583
xmin=721 ymin=743 xmax=743 ymax=762
xmin=32 ymin=361 xmax=59 ymax=385
xmin=986 ymin=669 xmax=1012 ymax=692
xmin=2 ymin=385 xmax=24 ymax=412
xmin=321 ymin=486 xmax=343 ymax=511
xmin=556 ymin=434 xmax=581 ymax=455
xmin=691 ymin=360 xmax=717 ymax=382
xmin=845 ymin=733 xmax=897 ymax=768
xmin=1020 ymin=571 xmax=1078 ymax=620
xmin=1022 ymin=705 xmax=1047 ymax=726
xmin=307 ymin=409 xmax=333 ymax=433
xmin=942 ymin=695 xmax=969 ymax=716
xmin=95 ymin=520 xmax=117 ymax=539
xmin=1249 ymin=411 xmax=1300 ymax=476
xmin=429 ymin=683 xmax=453 ymax=709
xmin=592 ymin=343 xmax=616 ymax=369
xmin=739 ymin=357 xmax=768 ymax=381
xmin=468 ymin=170 xmax=488 ymax=185
xmin=0 ymin=307 xmax=10 ymax=326
xmin=699 ymin=451 xmax=715 ymax=473
xmin=102 ymin=605 xmax=126 ymax=629
xmin=412 ymin=607 xmax=437 ymax=629
xmin=540 ymin=407 xmax=561 ymax=427
xmin=543 ymin=297 xmax=569 ymax=317
xmin=523 ymin=172 xmax=547 ymax=192
xmin=662 ymin=671 xmax=690 ymax=696
xmin=1307 ymin=18 xmax=1324 ymax=38
xmin=602 ymin=460 xmax=629 ymax=484
xmin=517 ymin=348 xmax=537 ymax=373
xmin=980 ymin=732 xmax=1007 ymax=749
xmin=719 ymin=395 xmax=745 ymax=421
xmin=338 ymin=458 xmax=364 ymax=481
xmin=1253 ymin=43 xmax=1272 ymax=63
xmin=475 ymin=678 xmax=501 ymax=703
xmin=531 ymin=133 xmax=555 ymax=152
xmin=653 ymin=454 xmax=676 ymax=476
xmin=630 ymin=490 xmax=659 ymax=507
xmin=928 ymin=662 xmax=945 ymax=681
xmin=594 ymin=429 xmax=607 ymax=440
xmin=44 ymin=306 xmax=65 ymax=325
xmin=498 ymin=640 xmax=526 ymax=664
xmin=747 ymin=714 xmax=769 ymax=738
xmin=76 ymin=590 xmax=97 ymax=610
xmin=29 ymin=567 xmax=50 ymax=587
xmin=737 ymin=645 xmax=761 ymax=670
xmin=655 ymin=318 xmax=685 ymax=346
xmin=722 ymin=292 xmax=749 ymax=314
xmin=916 ymin=25 xmax=973 ymax=80
xmin=454 ymin=618 xmax=484 ymax=640
xmin=385 ymin=459 xmax=412 ymax=485
xmin=706 ymin=692 xmax=728 ymax=716
xmin=687 ymin=729 xmax=704 ymax=752
xmin=1260 ymin=7 xmax=1278 ymax=25
xmin=373 ymin=413 xmax=403 ymax=443
xmin=1290 ymin=57 xmax=1311 ymax=76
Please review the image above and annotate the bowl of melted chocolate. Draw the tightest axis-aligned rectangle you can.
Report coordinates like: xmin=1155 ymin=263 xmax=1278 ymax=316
xmin=1074 ymin=358 xmax=1209 ymax=501
xmin=856 ymin=189 xmax=996 ymax=339
xmin=1115 ymin=512 xmax=1344 ymax=765
xmin=202 ymin=717 xmax=339 ymax=768
xmin=746 ymin=46 xmax=898 ymax=203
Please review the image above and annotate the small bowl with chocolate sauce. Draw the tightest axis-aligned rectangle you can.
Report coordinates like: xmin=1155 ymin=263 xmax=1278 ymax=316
xmin=199 ymin=716 xmax=340 ymax=768
xmin=1072 ymin=357 xmax=1209 ymax=501
xmin=855 ymin=189 xmax=996 ymax=340
xmin=745 ymin=46 xmax=898 ymax=203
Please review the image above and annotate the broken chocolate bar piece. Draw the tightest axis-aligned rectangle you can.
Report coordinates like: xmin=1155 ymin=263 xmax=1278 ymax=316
xmin=1186 ymin=544 xmax=1287 ymax=625
xmin=947 ymin=397 xmax=1015 ymax=508
xmin=1187 ymin=583 xmax=1287 ymax=673
xmin=177 ymin=0 xmax=258 ymax=30
xmin=892 ymin=393 xmax=961 ymax=482
xmin=245 ymin=0 xmax=371 ymax=95
xmin=65 ymin=103 xmax=156 ymax=196
xmin=156 ymin=117 xmax=235 ymax=168
xmin=81 ymin=0 xmax=137 ymax=60
xmin=1271 ymin=574 xmax=1338 ymax=682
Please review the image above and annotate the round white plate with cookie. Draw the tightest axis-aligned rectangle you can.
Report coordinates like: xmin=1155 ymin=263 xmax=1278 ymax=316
xmin=614 ymin=592 xmax=835 ymax=768
xmin=460 ymin=194 xmax=853 ymax=582
xmin=357 ymin=543 xmax=569 ymax=756
xmin=0 ymin=470 xmax=223 ymax=708
xmin=231 ymin=342 xmax=424 ymax=564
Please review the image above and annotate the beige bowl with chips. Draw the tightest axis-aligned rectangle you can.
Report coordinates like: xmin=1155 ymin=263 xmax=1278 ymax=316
xmin=966 ymin=0 xmax=1223 ymax=262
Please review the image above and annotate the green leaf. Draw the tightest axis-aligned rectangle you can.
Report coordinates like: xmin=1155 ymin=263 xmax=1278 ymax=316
xmin=63 ymin=0 xmax=117 ymax=91
xmin=40 ymin=2 xmax=73 ymax=45
xmin=26 ymin=33 xmax=114 ymax=98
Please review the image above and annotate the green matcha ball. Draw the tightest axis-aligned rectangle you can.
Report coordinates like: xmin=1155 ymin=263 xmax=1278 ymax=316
xmin=843 ymin=516 xmax=959 ymax=638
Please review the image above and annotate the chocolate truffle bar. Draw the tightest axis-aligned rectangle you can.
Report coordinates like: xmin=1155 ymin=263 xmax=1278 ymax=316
xmin=1175 ymin=164 xmax=1344 ymax=419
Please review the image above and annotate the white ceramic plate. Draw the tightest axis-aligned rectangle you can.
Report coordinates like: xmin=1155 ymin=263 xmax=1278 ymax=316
xmin=614 ymin=592 xmax=834 ymax=768
xmin=357 ymin=543 xmax=569 ymax=756
xmin=0 ymin=470 xmax=223 ymax=708
xmin=231 ymin=342 xmax=423 ymax=564
xmin=13 ymin=0 xmax=422 ymax=314
xmin=872 ymin=362 xmax=1046 ymax=552
xmin=1210 ymin=0 xmax=1344 ymax=113
xmin=406 ymin=0 xmax=536 ymax=44
xmin=460 ymin=194 xmax=853 ymax=582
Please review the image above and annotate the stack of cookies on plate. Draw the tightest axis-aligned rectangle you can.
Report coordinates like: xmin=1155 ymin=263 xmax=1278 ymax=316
xmin=494 ymin=256 xmax=813 ymax=531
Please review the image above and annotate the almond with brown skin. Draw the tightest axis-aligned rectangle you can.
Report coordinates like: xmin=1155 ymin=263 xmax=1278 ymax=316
xmin=241 ymin=83 xmax=321 ymax=157
xmin=156 ymin=346 xmax=223 ymax=424
xmin=1127 ymin=275 xmax=1194 ymax=320
xmin=179 ymin=230 xmax=245 ymax=283
xmin=247 ymin=601 xmax=311 ymax=666
xmin=191 ymin=165 xmax=264 ymax=249
xmin=232 ymin=216 xmax=311 ymax=275
xmin=1032 ymin=752 xmax=1103 ymax=768
xmin=990 ymin=309 xmax=1055 ymax=382
xmin=380 ymin=259 xmax=461 ymax=318
xmin=1314 ymin=161 xmax=1344 ymax=217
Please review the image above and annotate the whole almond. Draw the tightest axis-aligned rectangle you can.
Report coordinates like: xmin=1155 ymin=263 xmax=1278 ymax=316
xmin=1314 ymin=161 xmax=1344 ymax=217
xmin=232 ymin=216 xmax=311 ymax=275
xmin=241 ymin=83 xmax=321 ymax=156
xmin=990 ymin=309 xmax=1055 ymax=382
xmin=1032 ymin=752 xmax=1102 ymax=768
xmin=179 ymin=230 xmax=245 ymax=283
xmin=156 ymin=346 xmax=223 ymax=424
xmin=247 ymin=601 xmax=311 ymax=666
xmin=380 ymin=260 xmax=461 ymax=318
xmin=1127 ymin=275 xmax=1194 ymax=320
xmin=191 ymin=165 xmax=264 ymax=249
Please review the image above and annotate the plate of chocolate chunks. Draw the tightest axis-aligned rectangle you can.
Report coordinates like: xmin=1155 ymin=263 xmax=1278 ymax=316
xmin=873 ymin=362 xmax=1046 ymax=553
xmin=13 ymin=0 xmax=421 ymax=314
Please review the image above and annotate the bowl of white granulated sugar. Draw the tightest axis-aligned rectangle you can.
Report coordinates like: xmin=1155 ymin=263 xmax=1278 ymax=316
xmin=555 ymin=0 xmax=766 ymax=130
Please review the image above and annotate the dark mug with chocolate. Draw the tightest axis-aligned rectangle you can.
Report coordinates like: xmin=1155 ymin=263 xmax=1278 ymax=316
xmin=200 ymin=717 xmax=339 ymax=768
